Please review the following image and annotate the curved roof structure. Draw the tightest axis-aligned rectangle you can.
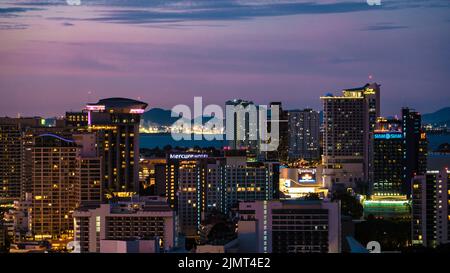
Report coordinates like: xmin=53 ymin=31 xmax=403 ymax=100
xmin=37 ymin=133 xmax=74 ymax=143
xmin=34 ymin=133 xmax=77 ymax=148
xmin=87 ymin=97 xmax=148 ymax=111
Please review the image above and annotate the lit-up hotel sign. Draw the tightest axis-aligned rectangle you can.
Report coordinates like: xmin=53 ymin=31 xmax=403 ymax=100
xmin=86 ymin=105 xmax=105 ymax=111
xmin=130 ymin=109 xmax=145 ymax=114
xmin=169 ymin=154 xmax=209 ymax=160
xmin=374 ymin=133 xmax=403 ymax=140
xmin=298 ymin=169 xmax=316 ymax=183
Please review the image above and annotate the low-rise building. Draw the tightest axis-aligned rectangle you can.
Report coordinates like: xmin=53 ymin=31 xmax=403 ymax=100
xmin=73 ymin=196 xmax=175 ymax=253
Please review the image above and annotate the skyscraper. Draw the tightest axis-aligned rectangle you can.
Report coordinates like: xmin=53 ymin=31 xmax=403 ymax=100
xmin=164 ymin=152 xmax=276 ymax=237
xmin=222 ymin=158 xmax=275 ymax=214
xmin=402 ymin=108 xmax=427 ymax=196
xmin=85 ymin=98 xmax=148 ymax=200
xmin=0 ymin=117 xmax=42 ymax=203
xmin=320 ymin=83 xmax=380 ymax=193
xmin=225 ymin=99 xmax=258 ymax=157
xmin=31 ymin=134 xmax=80 ymax=240
xmin=372 ymin=117 xmax=404 ymax=196
xmin=287 ymin=109 xmax=320 ymax=161
xmin=164 ymin=152 xmax=216 ymax=237
xmin=263 ymin=102 xmax=289 ymax=162
xmin=411 ymin=168 xmax=450 ymax=247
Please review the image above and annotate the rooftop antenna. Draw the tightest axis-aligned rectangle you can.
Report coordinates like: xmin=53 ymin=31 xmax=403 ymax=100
xmin=87 ymin=90 xmax=93 ymax=103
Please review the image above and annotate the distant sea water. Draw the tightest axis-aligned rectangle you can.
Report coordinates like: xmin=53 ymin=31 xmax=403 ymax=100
xmin=139 ymin=133 xmax=450 ymax=150
xmin=140 ymin=133 xmax=225 ymax=149
xmin=427 ymin=134 xmax=450 ymax=151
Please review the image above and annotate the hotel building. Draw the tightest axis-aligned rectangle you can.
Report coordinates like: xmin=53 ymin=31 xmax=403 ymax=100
xmin=73 ymin=197 xmax=175 ymax=253
xmin=372 ymin=117 xmax=404 ymax=196
xmin=237 ymin=199 xmax=341 ymax=253
xmin=85 ymin=98 xmax=148 ymax=200
xmin=402 ymin=108 xmax=427 ymax=196
xmin=31 ymin=134 xmax=80 ymax=240
xmin=287 ymin=109 xmax=320 ymax=161
xmin=164 ymin=152 xmax=276 ymax=237
xmin=225 ymin=99 xmax=259 ymax=158
xmin=320 ymin=83 xmax=380 ymax=193
xmin=0 ymin=117 xmax=42 ymax=203
xmin=411 ymin=168 xmax=450 ymax=247
xmin=30 ymin=132 xmax=103 ymax=241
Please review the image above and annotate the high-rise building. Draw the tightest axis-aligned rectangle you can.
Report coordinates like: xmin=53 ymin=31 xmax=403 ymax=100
xmin=73 ymin=197 xmax=175 ymax=253
xmin=411 ymin=168 xmax=450 ymax=247
xmin=402 ymin=108 xmax=428 ymax=196
xmin=225 ymin=99 xmax=258 ymax=157
xmin=320 ymin=83 xmax=380 ymax=193
xmin=22 ymin=125 xmax=72 ymax=198
xmin=263 ymin=102 xmax=288 ymax=162
xmin=372 ymin=117 xmax=404 ymax=196
xmin=164 ymin=152 xmax=276 ymax=237
xmin=30 ymin=132 xmax=103 ymax=241
xmin=85 ymin=98 xmax=148 ymax=200
xmin=0 ymin=117 xmax=42 ymax=203
xmin=164 ymin=152 xmax=221 ymax=237
xmin=222 ymin=159 xmax=276 ymax=215
xmin=78 ymin=157 xmax=102 ymax=206
xmin=287 ymin=109 xmax=320 ymax=161
xmin=237 ymin=199 xmax=341 ymax=253
xmin=226 ymin=99 xmax=285 ymax=161
xmin=72 ymin=133 xmax=103 ymax=206
xmin=31 ymin=134 xmax=80 ymax=240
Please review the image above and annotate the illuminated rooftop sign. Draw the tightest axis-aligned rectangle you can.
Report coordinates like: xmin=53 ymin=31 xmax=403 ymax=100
xmin=86 ymin=105 xmax=105 ymax=111
xmin=374 ymin=133 xmax=402 ymax=140
xmin=169 ymin=154 xmax=209 ymax=160
xmin=130 ymin=109 xmax=145 ymax=114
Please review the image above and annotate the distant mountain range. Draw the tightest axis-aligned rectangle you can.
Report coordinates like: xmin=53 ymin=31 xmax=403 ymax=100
xmin=142 ymin=108 xmax=179 ymax=126
xmin=141 ymin=107 xmax=450 ymax=127
xmin=422 ymin=107 xmax=450 ymax=126
xmin=141 ymin=108 xmax=215 ymax=126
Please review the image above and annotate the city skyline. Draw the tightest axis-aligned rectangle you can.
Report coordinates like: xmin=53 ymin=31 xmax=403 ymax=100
xmin=1 ymin=0 xmax=450 ymax=117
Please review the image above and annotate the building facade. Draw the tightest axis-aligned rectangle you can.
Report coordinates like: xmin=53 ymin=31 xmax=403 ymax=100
xmin=411 ymin=169 xmax=450 ymax=247
xmin=73 ymin=197 xmax=175 ymax=253
xmin=372 ymin=118 xmax=404 ymax=196
xmin=0 ymin=117 xmax=42 ymax=203
xmin=320 ymin=83 xmax=380 ymax=193
xmin=237 ymin=200 xmax=341 ymax=253
xmin=85 ymin=98 xmax=148 ymax=200
xmin=164 ymin=152 xmax=276 ymax=237
xmin=287 ymin=109 xmax=320 ymax=161
xmin=402 ymin=108 xmax=428 ymax=196
xmin=31 ymin=134 xmax=80 ymax=240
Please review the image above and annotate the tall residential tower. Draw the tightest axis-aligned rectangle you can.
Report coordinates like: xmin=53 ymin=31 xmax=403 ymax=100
xmin=320 ymin=83 xmax=380 ymax=193
xmin=85 ymin=98 xmax=148 ymax=200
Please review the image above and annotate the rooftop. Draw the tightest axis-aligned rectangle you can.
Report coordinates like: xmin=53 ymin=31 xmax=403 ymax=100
xmin=87 ymin=97 xmax=148 ymax=111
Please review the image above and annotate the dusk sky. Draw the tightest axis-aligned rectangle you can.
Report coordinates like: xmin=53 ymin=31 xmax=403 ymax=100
xmin=0 ymin=0 xmax=449 ymax=117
